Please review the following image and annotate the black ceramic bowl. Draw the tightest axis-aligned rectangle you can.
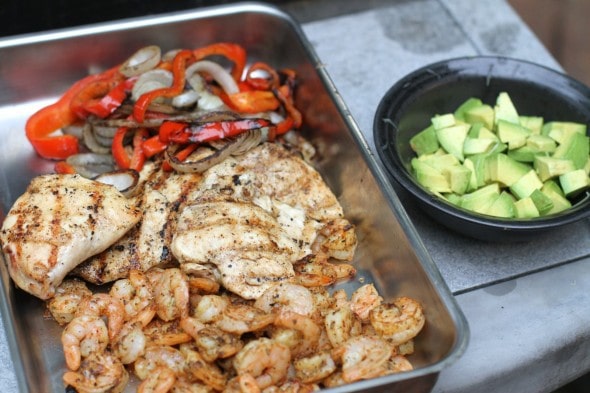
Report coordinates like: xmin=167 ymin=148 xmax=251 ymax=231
xmin=374 ymin=56 xmax=590 ymax=242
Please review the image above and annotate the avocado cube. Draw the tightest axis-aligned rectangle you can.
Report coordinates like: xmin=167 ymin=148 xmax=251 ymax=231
xmin=463 ymin=159 xmax=479 ymax=192
xmin=435 ymin=123 xmax=470 ymax=162
xmin=552 ymin=132 xmax=590 ymax=170
xmin=526 ymin=134 xmax=557 ymax=153
xmin=508 ymin=145 xmax=538 ymax=163
xmin=454 ymin=97 xmax=484 ymax=121
xmin=443 ymin=164 xmax=473 ymax=195
xmin=510 ymin=169 xmax=543 ymax=199
xmin=460 ymin=183 xmax=501 ymax=213
xmin=463 ymin=138 xmax=496 ymax=155
xmin=514 ymin=197 xmax=540 ymax=218
xmin=464 ymin=104 xmax=495 ymax=130
xmin=533 ymin=156 xmax=576 ymax=181
xmin=411 ymin=158 xmax=451 ymax=193
xmin=541 ymin=181 xmax=572 ymax=214
xmin=519 ymin=116 xmax=544 ymax=135
xmin=529 ymin=189 xmax=554 ymax=216
xmin=410 ymin=125 xmax=440 ymax=156
xmin=559 ymin=169 xmax=590 ymax=197
xmin=443 ymin=193 xmax=463 ymax=205
xmin=431 ymin=113 xmax=456 ymax=130
xmin=494 ymin=92 xmax=520 ymax=125
xmin=497 ymin=120 xmax=531 ymax=149
xmin=542 ymin=121 xmax=587 ymax=143
xmin=585 ymin=157 xmax=590 ymax=175
xmin=486 ymin=191 xmax=516 ymax=218
xmin=486 ymin=153 xmax=531 ymax=187
xmin=477 ymin=127 xmax=500 ymax=141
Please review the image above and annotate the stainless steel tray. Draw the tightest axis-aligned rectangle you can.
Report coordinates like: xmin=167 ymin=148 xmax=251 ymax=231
xmin=0 ymin=2 xmax=468 ymax=392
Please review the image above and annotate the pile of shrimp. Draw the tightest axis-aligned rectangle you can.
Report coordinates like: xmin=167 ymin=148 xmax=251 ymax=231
xmin=47 ymin=257 xmax=425 ymax=393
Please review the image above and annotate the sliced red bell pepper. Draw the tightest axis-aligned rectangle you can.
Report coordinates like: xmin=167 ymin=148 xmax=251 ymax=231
xmin=81 ymin=77 xmax=136 ymax=118
xmin=162 ymin=144 xmax=198 ymax=172
xmin=158 ymin=121 xmax=189 ymax=144
xmin=133 ymin=50 xmax=194 ymax=123
xmin=193 ymin=42 xmax=246 ymax=82
xmin=54 ymin=161 xmax=77 ymax=174
xmin=142 ymin=135 xmax=168 ymax=158
xmin=185 ymin=118 xmax=273 ymax=144
xmin=112 ymin=127 xmax=148 ymax=171
xmin=225 ymin=90 xmax=280 ymax=114
xmin=25 ymin=67 xmax=119 ymax=159
xmin=245 ymin=62 xmax=280 ymax=90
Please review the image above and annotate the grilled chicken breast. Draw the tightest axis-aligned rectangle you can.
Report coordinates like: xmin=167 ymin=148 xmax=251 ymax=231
xmin=0 ymin=174 xmax=141 ymax=299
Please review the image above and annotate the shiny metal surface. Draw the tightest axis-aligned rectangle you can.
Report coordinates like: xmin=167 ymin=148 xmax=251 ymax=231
xmin=0 ymin=3 xmax=468 ymax=392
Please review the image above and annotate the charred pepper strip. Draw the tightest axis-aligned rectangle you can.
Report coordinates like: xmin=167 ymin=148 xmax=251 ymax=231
xmin=25 ymin=67 xmax=119 ymax=159
xmin=186 ymin=118 xmax=273 ymax=143
xmin=81 ymin=77 xmax=136 ymax=119
xmin=133 ymin=49 xmax=194 ymax=123
xmin=192 ymin=42 xmax=246 ymax=82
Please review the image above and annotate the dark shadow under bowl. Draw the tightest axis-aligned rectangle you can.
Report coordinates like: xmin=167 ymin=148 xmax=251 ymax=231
xmin=374 ymin=56 xmax=590 ymax=242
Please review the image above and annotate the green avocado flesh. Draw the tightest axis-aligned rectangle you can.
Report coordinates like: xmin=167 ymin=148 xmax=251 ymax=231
xmin=409 ymin=92 xmax=590 ymax=219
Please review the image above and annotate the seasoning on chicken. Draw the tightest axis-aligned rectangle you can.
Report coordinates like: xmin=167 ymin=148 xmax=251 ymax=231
xmin=0 ymin=174 xmax=141 ymax=299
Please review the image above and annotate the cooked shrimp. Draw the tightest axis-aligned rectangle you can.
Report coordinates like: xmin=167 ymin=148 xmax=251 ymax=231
xmin=216 ymin=303 xmax=275 ymax=335
xmin=337 ymin=336 xmax=392 ymax=382
xmin=179 ymin=316 xmax=206 ymax=340
xmin=292 ymin=259 xmax=336 ymax=287
xmin=110 ymin=269 xmax=156 ymax=326
xmin=273 ymin=310 xmax=320 ymax=357
xmin=224 ymin=373 xmax=260 ymax=393
xmin=193 ymin=327 xmax=244 ymax=362
xmin=153 ymin=268 xmax=190 ymax=321
xmin=312 ymin=218 xmax=357 ymax=261
xmin=321 ymin=371 xmax=346 ymax=388
xmin=63 ymin=351 xmax=129 ymax=393
xmin=143 ymin=319 xmax=192 ymax=346
xmin=324 ymin=306 xmax=357 ymax=348
xmin=112 ymin=321 xmax=147 ymax=364
xmin=254 ymin=283 xmax=315 ymax=317
xmin=171 ymin=377 xmax=212 ymax=393
xmin=137 ymin=366 xmax=176 ymax=393
xmin=61 ymin=315 xmax=109 ymax=371
xmin=134 ymin=345 xmax=186 ymax=381
xmin=180 ymin=343 xmax=227 ymax=391
xmin=350 ymin=284 xmax=383 ymax=321
xmin=75 ymin=293 xmax=125 ymax=340
xmin=369 ymin=297 xmax=425 ymax=345
xmin=188 ymin=276 xmax=220 ymax=294
xmin=265 ymin=380 xmax=319 ymax=393
xmin=233 ymin=338 xmax=291 ymax=389
xmin=193 ymin=294 xmax=229 ymax=323
xmin=385 ymin=355 xmax=414 ymax=374
xmin=47 ymin=278 xmax=92 ymax=325
xmin=293 ymin=351 xmax=337 ymax=383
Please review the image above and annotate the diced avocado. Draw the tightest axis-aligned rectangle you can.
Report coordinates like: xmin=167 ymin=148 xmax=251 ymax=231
xmin=468 ymin=122 xmax=485 ymax=138
xmin=463 ymin=137 xmax=496 ymax=155
xmin=514 ymin=197 xmax=540 ymax=218
xmin=431 ymin=113 xmax=456 ymax=130
xmin=519 ymin=116 xmax=544 ymax=134
xmin=486 ymin=191 xmax=516 ymax=218
xmin=463 ymin=158 xmax=479 ymax=192
xmin=542 ymin=121 xmax=587 ymax=143
xmin=541 ymin=181 xmax=572 ymax=214
xmin=464 ymin=104 xmax=495 ymax=130
xmin=494 ymin=92 xmax=520 ymax=125
xmin=559 ymin=169 xmax=590 ymax=197
xmin=508 ymin=145 xmax=538 ymax=163
xmin=533 ymin=156 xmax=576 ymax=181
xmin=411 ymin=158 xmax=451 ymax=193
xmin=443 ymin=193 xmax=463 ymax=205
xmin=526 ymin=134 xmax=557 ymax=153
xmin=419 ymin=153 xmax=460 ymax=169
xmin=435 ymin=123 xmax=470 ymax=161
xmin=410 ymin=125 xmax=440 ymax=156
xmin=497 ymin=120 xmax=530 ymax=149
xmin=509 ymin=169 xmax=544 ymax=199
xmin=585 ymin=157 xmax=590 ymax=175
xmin=486 ymin=153 xmax=531 ymax=187
xmin=454 ymin=97 xmax=483 ymax=121
xmin=552 ymin=132 xmax=590 ymax=170
xmin=459 ymin=183 xmax=501 ymax=213
xmin=443 ymin=164 xmax=472 ymax=195
xmin=477 ymin=127 xmax=500 ymax=141
xmin=529 ymin=189 xmax=554 ymax=215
